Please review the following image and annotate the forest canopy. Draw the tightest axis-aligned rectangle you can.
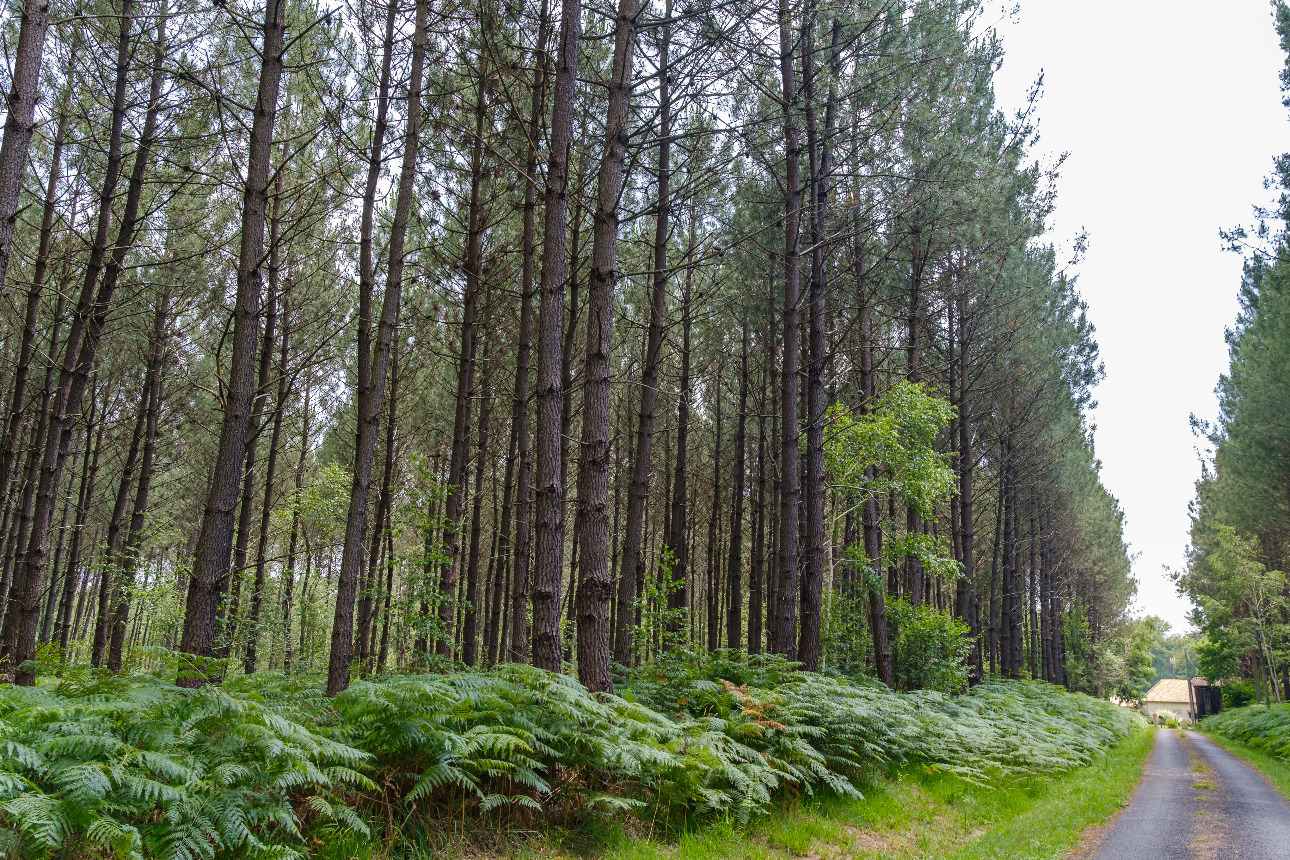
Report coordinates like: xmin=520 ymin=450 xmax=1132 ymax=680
xmin=0 ymin=0 xmax=1136 ymax=698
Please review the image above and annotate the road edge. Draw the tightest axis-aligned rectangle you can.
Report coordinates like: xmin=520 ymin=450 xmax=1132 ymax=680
xmin=1062 ymin=728 xmax=1159 ymax=860
xmin=1196 ymin=729 xmax=1290 ymax=801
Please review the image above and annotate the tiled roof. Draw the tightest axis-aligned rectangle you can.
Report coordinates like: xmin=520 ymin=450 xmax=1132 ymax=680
xmin=1144 ymin=678 xmax=1192 ymax=704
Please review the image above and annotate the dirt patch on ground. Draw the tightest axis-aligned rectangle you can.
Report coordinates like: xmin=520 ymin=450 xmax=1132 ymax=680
xmin=1064 ymin=816 xmax=1116 ymax=860
xmin=1190 ymin=805 xmax=1231 ymax=860
xmin=840 ymin=824 xmax=916 ymax=856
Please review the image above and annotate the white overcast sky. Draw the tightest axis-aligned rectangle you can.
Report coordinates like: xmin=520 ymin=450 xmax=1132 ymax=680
xmin=988 ymin=1 xmax=1288 ymax=631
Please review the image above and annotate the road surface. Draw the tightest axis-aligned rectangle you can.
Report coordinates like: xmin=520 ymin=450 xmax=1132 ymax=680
xmin=1094 ymin=728 xmax=1290 ymax=859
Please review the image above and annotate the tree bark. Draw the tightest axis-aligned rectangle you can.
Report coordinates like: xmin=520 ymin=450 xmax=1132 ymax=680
xmin=666 ymin=262 xmax=693 ymax=645
xmin=181 ymin=0 xmax=286 ymax=686
xmin=438 ymin=50 xmax=490 ymax=662
xmin=0 ymin=60 xmax=73 ymax=514
xmin=614 ymin=1 xmax=670 ymax=665
xmin=531 ymin=0 xmax=582 ymax=673
xmin=463 ymin=335 xmax=494 ymax=667
xmin=858 ymin=274 xmax=893 ymax=686
xmin=749 ymin=351 xmax=767 ymax=655
xmin=281 ymin=378 xmax=311 ymax=673
xmin=705 ymin=368 xmax=722 ymax=652
xmin=797 ymin=16 xmax=838 ymax=670
xmin=953 ymin=294 xmax=980 ymax=680
xmin=727 ymin=322 xmax=749 ymax=650
xmin=770 ymin=0 xmax=802 ymax=658
xmin=222 ymin=228 xmax=282 ymax=662
xmin=55 ymin=385 xmax=103 ymax=651
xmin=244 ymin=285 xmax=290 ymax=675
xmin=0 ymin=0 xmax=53 ymax=296
xmin=93 ymin=385 xmax=149 ymax=667
xmin=575 ymin=0 xmax=639 ymax=685
xmin=40 ymin=427 xmax=79 ymax=645
xmin=327 ymin=0 xmax=427 ymax=694
xmin=507 ymin=0 xmax=550 ymax=665
xmin=376 ymin=338 xmax=399 ymax=673
xmin=107 ymin=289 xmax=169 ymax=673
xmin=1 ymin=0 xmax=153 ymax=683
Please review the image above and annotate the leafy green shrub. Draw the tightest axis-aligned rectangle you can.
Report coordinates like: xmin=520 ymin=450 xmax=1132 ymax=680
xmin=1203 ymin=702 xmax=1290 ymax=758
xmin=1222 ymin=680 xmax=1256 ymax=709
xmin=887 ymin=598 xmax=972 ymax=692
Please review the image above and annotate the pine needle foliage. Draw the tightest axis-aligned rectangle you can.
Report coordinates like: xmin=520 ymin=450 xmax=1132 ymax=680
xmin=0 ymin=654 xmax=1143 ymax=857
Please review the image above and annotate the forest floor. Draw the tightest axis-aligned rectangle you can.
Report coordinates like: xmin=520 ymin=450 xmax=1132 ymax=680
xmin=315 ymin=729 xmax=1155 ymax=860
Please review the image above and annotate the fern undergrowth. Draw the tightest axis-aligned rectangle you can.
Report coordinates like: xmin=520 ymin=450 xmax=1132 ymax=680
xmin=0 ymin=651 xmax=1143 ymax=859
xmin=1202 ymin=702 xmax=1290 ymax=759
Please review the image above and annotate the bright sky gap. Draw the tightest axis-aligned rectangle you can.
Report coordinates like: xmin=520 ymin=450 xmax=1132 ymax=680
xmin=992 ymin=0 xmax=1288 ymax=631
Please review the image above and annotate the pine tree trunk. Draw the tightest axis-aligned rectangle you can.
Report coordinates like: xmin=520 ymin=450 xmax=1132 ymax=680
xmin=574 ymin=0 xmax=636 ymax=691
xmin=666 ymin=264 xmax=693 ymax=645
xmin=358 ymin=326 xmax=396 ymax=673
xmin=771 ymin=0 xmax=802 ymax=658
xmin=93 ymin=387 xmax=149 ymax=668
xmin=858 ymin=295 xmax=893 ymax=688
xmin=40 ymin=438 xmax=79 ymax=645
xmin=954 ymin=295 xmax=979 ymax=681
xmin=438 ymin=58 xmax=490 ymax=662
xmin=749 ymin=353 xmax=767 ymax=655
xmin=508 ymin=0 xmax=551 ymax=666
xmin=2 ymin=0 xmax=163 ymax=684
xmin=181 ymin=0 xmax=286 ymax=686
xmin=281 ymin=380 xmax=311 ymax=674
xmin=531 ymin=0 xmax=582 ymax=673
xmin=463 ymin=336 xmax=494 ymax=667
xmin=2 ymin=269 xmax=70 ymax=626
xmin=107 ymin=289 xmax=169 ymax=673
xmin=507 ymin=0 xmax=549 ymax=665
xmin=55 ymin=388 xmax=103 ymax=651
xmin=705 ymin=369 xmax=722 ymax=652
xmin=1028 ymin=510 xmax=1038 ymax=678
xmin=245 ymin=286 xmax=290 ymax=676
xmin=0 ymin=0 xmax=53 ymax=298
xmin=223 ymin=247 xmax=282 ymax=662
xmin=327 ymin=0 xmax=426 ymax=694
xmin=614 ymin=3 xmax=670 ymax=665
xmin=727 ymin=322 xmax=749 ymax=650
xmin=0 ymin=62 xmax=72 ymax=511
xmin=797 ymin=16 xmax=837 ymax=670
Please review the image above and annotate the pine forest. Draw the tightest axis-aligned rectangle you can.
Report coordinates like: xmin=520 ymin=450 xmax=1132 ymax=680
xmin=0 ymin=0 xmax=1162 ymax=856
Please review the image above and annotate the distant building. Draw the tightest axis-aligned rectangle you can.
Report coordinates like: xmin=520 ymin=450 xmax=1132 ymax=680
xmin=1190 ymin=677 xmax=1223 ymax=719
xmin=1143 ymin=678 xmax=1194 ymax=724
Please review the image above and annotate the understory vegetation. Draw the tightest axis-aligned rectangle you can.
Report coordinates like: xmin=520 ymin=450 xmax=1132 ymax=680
xmin=581 ymin=728 xmax=1154 ymax=860
xmin=1202 ymin=704 xmax=1290 ymax=800
xmin=1203 ymin=704 xmax=1290 ymax=762
xmin=0 ymin=653 xmax=1143 ymax=859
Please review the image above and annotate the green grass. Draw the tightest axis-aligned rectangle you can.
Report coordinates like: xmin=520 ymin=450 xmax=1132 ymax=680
xmin=0 ymin=656 xmax=1146 ymax=859
xmin=495 ymin=727 xmax=1156 ymax=860
xmin=1199 ymin=703 xmax=1290 ymax=801
xmin=1201 ymin=729 xmax=1290 ymax=800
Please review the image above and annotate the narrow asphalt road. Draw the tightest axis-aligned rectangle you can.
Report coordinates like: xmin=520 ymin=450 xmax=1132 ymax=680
xmin=1094 ymin=728 xmax=1290 ymax=859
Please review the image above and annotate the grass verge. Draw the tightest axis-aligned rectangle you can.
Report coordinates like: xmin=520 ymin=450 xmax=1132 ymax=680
xmin=321 ymin=728 xmax=1154 ymax=860
xmin=1200 ymin=729 xmax=1290 ymax=799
